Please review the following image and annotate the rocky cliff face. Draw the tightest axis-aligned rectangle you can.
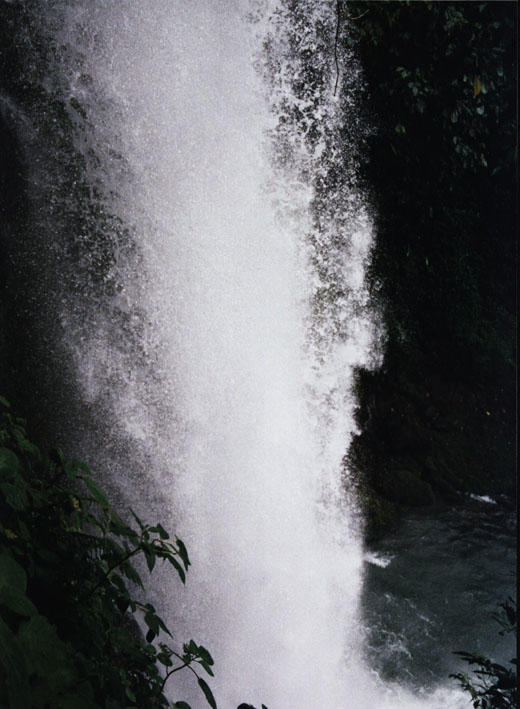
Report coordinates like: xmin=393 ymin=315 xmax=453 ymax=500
xmin=343 ymin=1 xmax=516 ymax=540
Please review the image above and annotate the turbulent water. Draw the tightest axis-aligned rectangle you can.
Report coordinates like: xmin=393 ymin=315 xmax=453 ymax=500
xmin=1 ymin=1 xmax=471 ymax=706
xmin=363 ymin=499 xmax=516 ymax=695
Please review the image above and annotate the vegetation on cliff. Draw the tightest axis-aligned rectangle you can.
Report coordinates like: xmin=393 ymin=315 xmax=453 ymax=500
xmin=341 ymin=0 xmax=516 ymax=539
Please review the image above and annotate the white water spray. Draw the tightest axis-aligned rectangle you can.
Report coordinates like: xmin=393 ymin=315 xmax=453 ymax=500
xmin=13 ymin=1 xmax=468 ymax=706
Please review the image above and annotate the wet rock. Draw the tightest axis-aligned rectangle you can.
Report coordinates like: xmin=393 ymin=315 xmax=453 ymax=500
xmin=431 ymin=475 xmax=460 ymax=501
xmin=383 ymin=468 xmax=435 ymax=507
xmin=386 ymin=419 xmax=417 ymax=454
xmin=358 ymin=485 xmax=400 ymax=542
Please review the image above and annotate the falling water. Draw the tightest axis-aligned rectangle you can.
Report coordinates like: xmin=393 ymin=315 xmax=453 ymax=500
xmin=2 ymin=1 xmax=468 ymax=706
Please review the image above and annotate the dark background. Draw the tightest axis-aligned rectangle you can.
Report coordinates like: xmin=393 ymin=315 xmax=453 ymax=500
xmin=342 ymin=0 xmax=517 ymax=539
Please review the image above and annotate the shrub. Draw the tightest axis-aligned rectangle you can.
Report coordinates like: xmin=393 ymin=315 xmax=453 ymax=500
xmin=450 ymin=598 xmax=517 ymax=708
xmin=0 ymin=396 xmax=265 ymax=709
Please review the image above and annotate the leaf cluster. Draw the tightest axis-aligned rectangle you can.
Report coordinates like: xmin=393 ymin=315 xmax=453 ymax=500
xmin=342 ymin=0 xmax=516 ymax=377
xmin=450 ymin=598 xmax=517 ymax=708
xmin=0 ymin=397 xmax=266 ymax=709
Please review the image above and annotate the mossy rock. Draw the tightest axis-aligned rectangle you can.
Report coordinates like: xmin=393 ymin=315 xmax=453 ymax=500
xmin=384 ymin=469 xmax=435 ymax=507
xmin=358 ymin=486 xmax=400 ymax=542
xmin=432 ymin=475 xmax=461 ymax=501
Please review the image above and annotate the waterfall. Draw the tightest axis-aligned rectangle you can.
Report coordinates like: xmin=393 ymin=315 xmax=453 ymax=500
xmin=2 ymin=1 xmax=467 ymax=706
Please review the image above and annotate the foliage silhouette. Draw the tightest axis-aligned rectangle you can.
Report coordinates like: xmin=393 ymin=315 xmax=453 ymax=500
xmin=450 ymin=597 xmax=517 ymax=708
xmin=0 ymin=397 xmax=266 ymax=709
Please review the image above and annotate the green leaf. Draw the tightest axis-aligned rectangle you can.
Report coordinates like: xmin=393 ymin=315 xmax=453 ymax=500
xmin=0 ymin=551 xmax=27 ymax=592
xmin=124 ymin=685 xmax=136 ymax=702
xmin=109 ymin=572 xmax=128 ymax=595
xmin=73 ymin=459 xmax=91 ymax=475
xmin=200 ymin=661 xmax=214 ymax=677
xmin=176 ymin=538 xmax=190 ymax=569
xmin=143 ymin=546 xmax=156 ymax=573
xmin=64 ymin=461 xmax=80 ymax=480
xmin=11 ymin=428 xmax=39 ymax=458
xmin=109 ymin=513 xmax=139 ymax=543
xmin=156 ymin=523 xmax=169 ymax=539
xmin=83 ymin=477 xmax=109 ymax=507
xmin=170 ymin=557 xmax=186 ymax=584
xmin=17 ymin=521 xmax=30 ymax=540
xmin=0 ymin=616 xmax=29 ymax=709
xmin=130 ymin=509 xmax=144 ymax=530
xmin=51 ymin=447 xmax=67 ymax=468
xmin=186 ymin=639 xmax=199 ymax=655
xmin=17 ymin=615 xmax=78 ymax=691
xmin=120 ymin=561 xmax=143 ymax=588
xmin=198 ymin=677 xmax=217 ymax=709
xmin=155 ymin=615 xmax=171 ymax=637
xmin=0 ymin=586 xmax=37 ymax=617
xmin=0 ymin=396 xmax=11 ymax=408
xmin=196 ymin=644 xmax=214 ymax=666
xmin=0 ymin=481 xmax=28 ymax=510
xmin=0 ymin=447 xmax=20 ymax=477
xmin=157 ymin=653 xmax=173 ymax=667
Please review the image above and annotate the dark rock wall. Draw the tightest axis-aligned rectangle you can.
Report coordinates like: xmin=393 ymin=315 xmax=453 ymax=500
xmin=343 ymin=1 xmax=516 ymax=540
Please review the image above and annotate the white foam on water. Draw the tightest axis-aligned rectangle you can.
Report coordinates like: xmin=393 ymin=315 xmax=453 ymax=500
xmin=364 ymin=551 xmax=394 ymax=569
xmin=469 ymin=493 xmax=497 ymax=505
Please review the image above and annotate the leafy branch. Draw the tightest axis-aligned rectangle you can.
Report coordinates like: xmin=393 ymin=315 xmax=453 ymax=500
xmin=451 ymin=598 xmax=517 ymax=708
xmin=0 ymin=397 xmax=267 ymax=709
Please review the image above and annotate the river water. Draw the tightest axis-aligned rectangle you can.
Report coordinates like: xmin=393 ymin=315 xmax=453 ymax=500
xmin=362 ymin=496 xmax=516 ymax=698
